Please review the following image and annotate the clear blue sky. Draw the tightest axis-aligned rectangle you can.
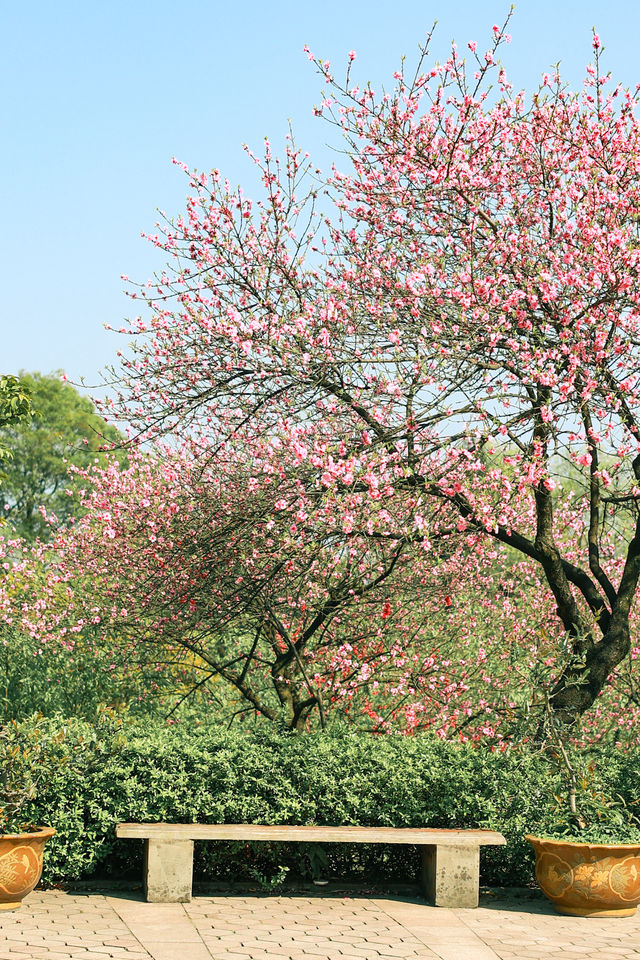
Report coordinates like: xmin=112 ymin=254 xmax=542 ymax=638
xmin=4 ymin=0 xmax=640 ymax=395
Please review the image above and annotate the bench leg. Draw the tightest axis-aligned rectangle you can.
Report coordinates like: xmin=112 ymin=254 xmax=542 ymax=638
xmin=144 ymin=839 xmax=194 ymax=903
xmin=420 ymin=844 xmax=480 ymax=908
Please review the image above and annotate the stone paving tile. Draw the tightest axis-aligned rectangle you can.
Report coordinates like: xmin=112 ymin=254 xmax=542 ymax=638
xmin=184 ymin=893 xmax=441 ymax=959
xmin=451 ymin=889 xmax=640 ymax=960
xmin=0 ymin=893 xmax=152 ymax=960
xmin=2 ymin=887 xmax=640 ymax=959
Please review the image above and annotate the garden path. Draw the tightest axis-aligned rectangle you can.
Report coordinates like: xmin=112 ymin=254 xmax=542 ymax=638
xmin=0 ymin=888 xmax=639 ymax=960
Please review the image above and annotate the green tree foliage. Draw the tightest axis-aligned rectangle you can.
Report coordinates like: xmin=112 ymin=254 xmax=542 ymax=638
xmin=0 ymin=375 xmax=32 ymax=477
xmin=0 ymin=372 xmax=123 ymax=541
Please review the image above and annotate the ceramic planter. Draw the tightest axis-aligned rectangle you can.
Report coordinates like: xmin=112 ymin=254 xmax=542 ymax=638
xmin=0 ymin=827 xmax=55 ymax=911
xmin=526 ymin=834 xmax=640 ymax=917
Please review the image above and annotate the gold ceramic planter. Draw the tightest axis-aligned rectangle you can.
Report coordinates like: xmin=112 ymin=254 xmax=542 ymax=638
xmin=0 ymin=827 xmax=55 ymax=911
xmin=526 ymin=834 xmax=640 ymax=917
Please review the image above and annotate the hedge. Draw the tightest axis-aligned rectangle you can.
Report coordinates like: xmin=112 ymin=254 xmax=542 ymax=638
xmin=7 ymin=716 xmax=639 ymax=888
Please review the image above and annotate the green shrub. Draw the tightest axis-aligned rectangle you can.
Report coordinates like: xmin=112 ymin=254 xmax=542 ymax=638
xmin=7 ymin=717 xmax=638 ymax=888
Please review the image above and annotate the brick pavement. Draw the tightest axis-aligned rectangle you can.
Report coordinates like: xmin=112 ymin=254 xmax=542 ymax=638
xmin=1 ymin=887 xmax=640 ymax=960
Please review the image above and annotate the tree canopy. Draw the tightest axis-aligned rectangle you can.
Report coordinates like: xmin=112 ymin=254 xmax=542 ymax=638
xmin=9 ymin=17 xmax=640 ymax=736
xmin=0 ymin=372 xmax=123 ymax=541
xmin=0 ymin=375 xmax=32 ymax=476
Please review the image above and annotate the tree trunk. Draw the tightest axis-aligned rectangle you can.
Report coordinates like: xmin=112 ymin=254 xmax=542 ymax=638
xmin=549 ymin=619 xmax=631 ymax=725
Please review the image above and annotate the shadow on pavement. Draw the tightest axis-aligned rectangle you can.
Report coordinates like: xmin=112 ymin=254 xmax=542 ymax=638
xmin=478 ymin=887 xmax=557 ymax=915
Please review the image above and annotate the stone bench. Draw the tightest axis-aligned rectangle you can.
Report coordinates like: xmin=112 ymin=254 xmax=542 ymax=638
xmin=116 ymin=823 xmax=506 ymax=908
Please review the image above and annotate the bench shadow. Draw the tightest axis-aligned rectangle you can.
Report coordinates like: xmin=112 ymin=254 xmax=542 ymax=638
xmin=478 ymin=887 xmax=556 ymax=915
xmin=192 ymin=880 xmax=426 ymax=903
xmin=44 ymin=883 xmax=146 ymax=903
xmin=47 ymin=878 xmax=426 ymax=905
xmin=45 ymin=881 xmax=556 ymax=915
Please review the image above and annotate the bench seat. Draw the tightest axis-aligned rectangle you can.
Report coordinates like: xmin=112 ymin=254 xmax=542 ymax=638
xmin=116 ymin=823 xmax=506 ymax=908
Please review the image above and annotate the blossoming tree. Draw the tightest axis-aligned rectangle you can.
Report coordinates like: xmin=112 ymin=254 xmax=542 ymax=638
xmin=24 ymin=16 xmax=640 ymax=731
xmin=13 ymin=443 xmax=525 ymax=733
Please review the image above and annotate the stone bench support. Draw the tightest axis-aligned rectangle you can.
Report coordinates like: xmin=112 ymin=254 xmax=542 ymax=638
xmin=420 ymin=842 xmax=480 ymax=908
xmin=117 ymin=823 xmax=505 ymax=907
xmin=144 ymin=838 xmax=194 ymax=903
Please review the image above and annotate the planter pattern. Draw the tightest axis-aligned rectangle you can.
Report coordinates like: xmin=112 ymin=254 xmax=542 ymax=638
xmin=527 ymin=834 xmax=640 ymax=918
xmin=0 ymin=828 xmax=55 ymax=910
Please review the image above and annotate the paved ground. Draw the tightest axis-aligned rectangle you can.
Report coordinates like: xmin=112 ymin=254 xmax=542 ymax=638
xmin=1 ymin=887 xmax=640 ymax=960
